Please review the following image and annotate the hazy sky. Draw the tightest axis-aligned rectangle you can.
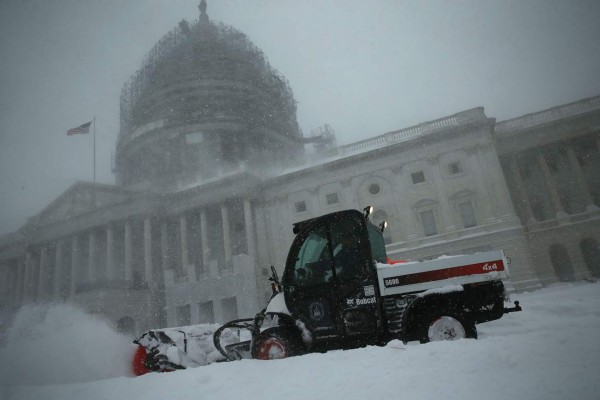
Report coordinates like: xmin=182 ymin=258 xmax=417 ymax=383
xmin=1 ymin=0 xmax=599 ymax=235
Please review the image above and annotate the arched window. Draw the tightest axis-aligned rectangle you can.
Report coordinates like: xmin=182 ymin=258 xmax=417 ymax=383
xmin=558 ymin=189 xmax=573 ymax=214
xmin=580 ymin=238 xmax=600 ymax=278
xmin=591 ymin=189 xmax=600 ymax=208
xmin=530 ymin=195 xmax=547 ymax=221
xmin=549 ymin=244 xmax=575 ymax=282
xmin=414 ymin=199 xmax=439 ymax=237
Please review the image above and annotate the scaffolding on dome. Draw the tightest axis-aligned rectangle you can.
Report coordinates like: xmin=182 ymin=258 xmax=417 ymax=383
xmin=119 ymin=18 xmax=298 ymax=140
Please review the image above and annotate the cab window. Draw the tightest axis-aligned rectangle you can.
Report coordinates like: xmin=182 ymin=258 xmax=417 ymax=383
xmin=292 ymin=225 xmax=333 ymax=286
xmin=367 ymin=224 xmax=387 ymax=263
xmin=330 ymin=217 xmax=364 ymax=281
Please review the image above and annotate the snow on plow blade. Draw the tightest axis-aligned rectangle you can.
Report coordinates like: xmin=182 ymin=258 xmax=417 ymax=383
xmin=131 ymin=322 xmax=248 ymax=376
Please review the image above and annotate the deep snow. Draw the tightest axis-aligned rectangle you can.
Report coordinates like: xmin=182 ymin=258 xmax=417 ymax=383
xmin=1 ymin=282 xmax=599 ymax=400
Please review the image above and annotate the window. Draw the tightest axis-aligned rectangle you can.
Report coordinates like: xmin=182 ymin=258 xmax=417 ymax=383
xmin=198 ymin=301 xmax=215 ymax=324
xmin=176 ymin=304 xmax=191 ymax=326
xmin=592 ymin=190 xmax=600 ymax=207
xmin=580 ymin=238 xmax=600 ymax=278
xmin=448 ymin=161 xmax=463 ymax=175
xmin=459 ymin=201 xmax=477 ymax=228
xmin=411 ymin=171 xmax=425 ymax=184
xmin=530 ymin=195 xmax=547 ymax=221
xmin=330 ymin=218 xmax=364 ymax=282
xmin=546 ymin=154 xmax=559 ymax=173
xmin=295 ymin=201 xmax=307 ymax=213
xmin=368 ymin=183 xmax=381 ymax=195
xmin=185 ymin=132 xmax=203 ymax=144
xmin=221 ymin=297 xmax=238 ymax=322
xmin=420 ymin=210 xmax=438 ymax=236
xmin=292 ymin=225 xmax=332 ymax=286
xmin=326 ymin=192 xmax=339 ymax=205
xmin=549 ymin=244 xmax=575 ymax=282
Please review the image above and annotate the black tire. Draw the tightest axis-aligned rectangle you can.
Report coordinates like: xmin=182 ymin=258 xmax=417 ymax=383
xmin=253 ymin=327 xmax=304 ymax=360
xmin=418 ymin=311 xmax=477 ymax=344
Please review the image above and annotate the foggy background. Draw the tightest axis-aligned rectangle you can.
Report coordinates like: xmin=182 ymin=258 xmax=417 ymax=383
xmin=1 ymin=0 xmax=599 ymax=235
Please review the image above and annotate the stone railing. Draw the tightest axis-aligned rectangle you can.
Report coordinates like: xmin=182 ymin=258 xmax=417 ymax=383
xmin=495 ymin=96 xmax=600 ymax=134
xmin=338 ymin=107 xmax=485 ymax=156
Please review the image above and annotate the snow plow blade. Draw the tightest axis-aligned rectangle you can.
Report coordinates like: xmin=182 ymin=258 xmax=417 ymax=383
xmin=213 ymin=317 xmax=257 ymax=361
xmin=131 ymin=323 xmax=241 ymax=376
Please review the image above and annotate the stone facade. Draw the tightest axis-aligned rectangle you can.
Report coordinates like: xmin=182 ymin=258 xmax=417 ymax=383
xmin=1 ymin=96 xmax=600 ymax=334
xmin=1 ymin=3 xmax=599 ymax=336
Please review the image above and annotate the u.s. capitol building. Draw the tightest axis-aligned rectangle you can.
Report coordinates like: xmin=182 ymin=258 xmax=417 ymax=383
xmin=1 ymin=1 xmax=599 ymax=336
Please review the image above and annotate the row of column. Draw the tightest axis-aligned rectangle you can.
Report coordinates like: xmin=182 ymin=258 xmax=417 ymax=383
xmin=15 ymin=217 xmax=152 ymax=304
xmin=3 ymin=199 xmax=257 ymax=306
xmin=508 ymin=141 xmax=599 ymax=223
xmin=175 ymin=199 xmax=256 ymax=281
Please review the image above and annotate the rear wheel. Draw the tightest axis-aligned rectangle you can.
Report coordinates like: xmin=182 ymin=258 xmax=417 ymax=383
xmin=255 ymin=327 xmax=303 ymax=360
xmin=419 ymin=312 xmax=476 ymax=343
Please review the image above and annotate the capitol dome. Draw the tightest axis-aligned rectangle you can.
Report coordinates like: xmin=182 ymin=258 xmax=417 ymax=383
xmin=115 ymin=1 xmax=304 ymax=190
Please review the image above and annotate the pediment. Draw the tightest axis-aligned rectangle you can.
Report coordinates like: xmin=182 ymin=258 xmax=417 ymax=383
xmin=31 ymin=182 xmax=138 ymax=227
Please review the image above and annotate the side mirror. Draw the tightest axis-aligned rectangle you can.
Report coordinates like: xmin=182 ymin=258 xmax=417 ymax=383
xmin=269 ymin=266 xmax=281 ymax=295
xmin=379 ymin=221 xmax=388 ymax=233
xmin=270 ymin=265 xmax=280 ymax=285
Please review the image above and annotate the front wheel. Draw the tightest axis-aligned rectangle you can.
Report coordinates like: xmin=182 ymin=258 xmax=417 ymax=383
xmin=419 ymin=313 xmax=477 ymax=343
xmin=254 ymin=327 xmax=303 ymax=360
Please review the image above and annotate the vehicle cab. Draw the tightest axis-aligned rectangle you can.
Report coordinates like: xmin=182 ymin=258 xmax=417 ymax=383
xmin=281 ymin=209 xmax=387 ymax=349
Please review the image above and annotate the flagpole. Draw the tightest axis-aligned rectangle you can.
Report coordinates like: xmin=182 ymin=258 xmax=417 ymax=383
xmin=93 ymin=117 xmax=96 ymax=183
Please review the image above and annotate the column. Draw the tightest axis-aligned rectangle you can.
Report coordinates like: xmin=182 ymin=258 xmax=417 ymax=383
xmin=5 ymin=265 xmax=14 ymax=306
xmin=243 ymin=200 xmax=257 ymax=262
xmin=429 ymin=157 xmax=455 ymax=232
xmin=221 ymin=204 xmax=232 ymax=267
xmin=0 ymin=265 xmax=7 ymax=306
xmin=3 ymin=265 xmax=11 ymax=306
xmin=38 ymin=247 xmax=47 ymax=302
xmin=16 ymin=256 xmax=25 ymax=305
xmin=566 ymin=144 xmax=598 ymax=212
xmin=88 ymin=230 xmax=96 ymax=283
xmin=537 ymin=152 xmax=565 ymax=216
xmin=179 ymin=214 xmax=189 ymax=277
xmin=200 ymin=209 xmax=210 ymax=273
xmin=509 ymin=156 xmax=535 ymax=223
xmin=253 ymin=206 xmax=270 ymax=268
xmin=480 ymin=145 xmax=517 ymax=220
xmin=466 ymin=146 xmax=496 ymax=223
xmin=340 ymin=178 xmax=358 ymax=209
xmin=124 ymin=221 xmax=133 ymax=281
xmin=144 ymin=217 xmax=153 ymax=283
xmin=391 ymin=165 xmax=418 ymax=241
xmin=23 ymin=251 xmax=31 ymax=302
xmin=13 ymin=264 xmax=20 ymax=305
xmin=106 ymin=225 xmax=115 ymax=281
xmin=53 ymin=241 xmax=64 ymax=299
xmin=160 ymin=220 xmax=169 ymax=271
xmin=276 ymin=196 xmax=289 ymax=264
xmin=70 ymin=236 xmax=80 ymax=297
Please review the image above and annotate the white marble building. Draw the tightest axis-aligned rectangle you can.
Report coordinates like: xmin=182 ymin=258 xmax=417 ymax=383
xmin=1 ymin=3 xmax=599 ymax=336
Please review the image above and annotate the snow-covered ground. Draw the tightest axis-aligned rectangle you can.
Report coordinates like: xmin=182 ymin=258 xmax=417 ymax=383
xmin=1 ymin=281 xmax=599 ymax=400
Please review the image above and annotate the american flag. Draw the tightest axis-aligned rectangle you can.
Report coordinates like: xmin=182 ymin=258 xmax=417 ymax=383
xmin=67 ymin=121 xmax=92 ymax=135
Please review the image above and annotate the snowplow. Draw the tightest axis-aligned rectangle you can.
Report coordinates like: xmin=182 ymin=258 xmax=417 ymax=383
xmin=132 ymin=207 xmax=521 ymax=374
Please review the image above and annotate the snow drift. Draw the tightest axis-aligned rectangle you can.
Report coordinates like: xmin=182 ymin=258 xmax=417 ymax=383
xmin=1 ymin=282 xmax=599 ymax=400
xmin=0 ymin=303 xmax=137 ymax=385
